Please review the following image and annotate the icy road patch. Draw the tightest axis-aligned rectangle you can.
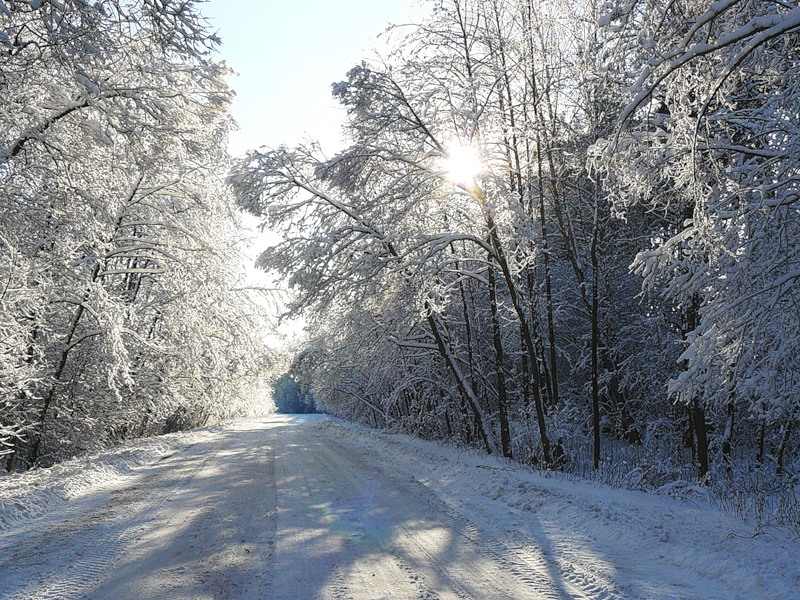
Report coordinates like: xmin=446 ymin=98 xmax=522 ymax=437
xmin=1 ymin=414 xmax=798 ymax=598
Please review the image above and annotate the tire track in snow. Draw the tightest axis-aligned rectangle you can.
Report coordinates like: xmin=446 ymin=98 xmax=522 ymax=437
xmin=8 ymin=498 xmax=156 ymax=600
xmin=302 ymin=438 xmax=442 ymax=600
xmin=321 ymin=434 xmax=564 ymax=599
xmin=398 ymin=477 xmax=566 ymax=599
xmin=387 ymin=551 xmax=445 ymax=600
xmin=0 ymin=446 xmax=214 ymax=599
xmin=431 ymin=490 xmax=624 ymax=600
xmin=260 ymin=444 xmax=278 ymax=593
xmin=323 ymin=427 xmax=625 ymax=600
xmin=327 ymin=565 xmax=353 ymax=600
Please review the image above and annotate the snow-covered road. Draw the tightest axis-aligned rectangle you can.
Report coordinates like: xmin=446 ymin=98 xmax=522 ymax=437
xmin=1 ymin=415 xmax=798 ymax=599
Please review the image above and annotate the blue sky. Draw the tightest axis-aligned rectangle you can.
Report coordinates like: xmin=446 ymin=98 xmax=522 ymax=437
xmin=202 ymin=0 xmax=413 ymax=156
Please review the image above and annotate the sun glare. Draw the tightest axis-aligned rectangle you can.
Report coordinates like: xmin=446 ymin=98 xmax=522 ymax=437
xmin=442 ymin=143 xmax=484 ymax=186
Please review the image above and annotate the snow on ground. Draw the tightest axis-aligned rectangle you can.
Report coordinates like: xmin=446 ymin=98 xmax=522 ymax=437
xmin=323 ymin=418 xmax=800 ymax=598
xmin=0 ymin=414 xmax=798 ymax=599
xmin=0 ymin=426 xmax=220 ymax=532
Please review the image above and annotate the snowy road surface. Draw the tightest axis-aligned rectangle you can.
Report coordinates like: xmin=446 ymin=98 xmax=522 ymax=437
xmin=1 ymin=415 xmax=798 ymax=599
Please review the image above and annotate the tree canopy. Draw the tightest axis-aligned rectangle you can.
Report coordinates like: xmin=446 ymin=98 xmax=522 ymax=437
xmin=1 ymin=0 xmax=272 ymax=470
xmin=230 ymin=0 xmax=800 ymax=503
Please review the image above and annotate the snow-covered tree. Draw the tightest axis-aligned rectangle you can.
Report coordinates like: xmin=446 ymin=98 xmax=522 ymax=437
xmin=1 ymin=0 xmax=271 ymax=469
xmin=593 ymin=0 xmax=800 ymax=474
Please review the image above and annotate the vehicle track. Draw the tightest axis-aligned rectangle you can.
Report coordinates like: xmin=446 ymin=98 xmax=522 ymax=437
xmin=0 ymin=416 xmax=629 ymax=599
xmin=321 ymin=430 xmax=626 ymax=600
xmin=319 ymin=434 xmax=573 ymax=599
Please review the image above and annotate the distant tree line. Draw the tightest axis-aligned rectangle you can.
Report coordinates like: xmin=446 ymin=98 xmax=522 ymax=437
xmin=231 ymin=0 xmax=800 ymax=502
xmin=273 ymin=374 xmax=316 ymax=414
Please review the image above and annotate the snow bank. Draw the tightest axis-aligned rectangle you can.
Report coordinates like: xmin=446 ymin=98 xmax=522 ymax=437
xmin=315 ymin=417 xmax=800 ymax=599
xmin=0 ymin=426 xmax=220 ymax=532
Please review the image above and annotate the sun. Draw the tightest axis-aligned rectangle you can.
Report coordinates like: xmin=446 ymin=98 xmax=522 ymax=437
xmin=442 ymin=142 xmax=484 ymax=187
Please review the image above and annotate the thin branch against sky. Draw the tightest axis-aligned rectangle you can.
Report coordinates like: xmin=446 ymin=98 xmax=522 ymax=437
xmin=203 ymin=0 xmax=414 ymax=156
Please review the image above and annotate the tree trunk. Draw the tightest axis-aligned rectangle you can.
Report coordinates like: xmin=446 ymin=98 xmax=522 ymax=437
xmin=482 ymin=209 xmax=551 ymax=464
xmin=28 ymin=300 xmax=89 ymax=467
xmin=591 ymin=200 xmax=601 ymax=470
xmin=690 ymin=398 xmax=709 ymax=478
xmin=721 ymin=397 xmax=734 ymax=473
xmin=684 ymin=293 xmax=709 ymax=478
xmin=488 ymin=255 xmax=512 ymax=458
xmin=776 ymin=420 xmax=793 ymax=476
xmin=427 ymin=311 xmax=497 ymax=455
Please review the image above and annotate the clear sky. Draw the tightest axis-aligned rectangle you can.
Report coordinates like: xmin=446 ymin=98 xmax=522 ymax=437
xmin=200 ymin=1 xmax=417 ymax=342
xmin=202 ymin=0 xmax=415 ymax=156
